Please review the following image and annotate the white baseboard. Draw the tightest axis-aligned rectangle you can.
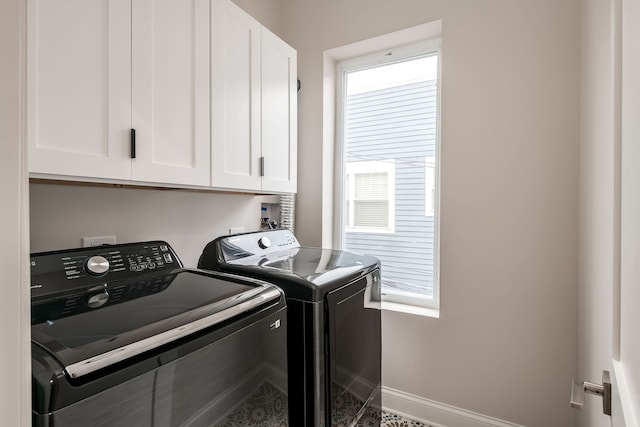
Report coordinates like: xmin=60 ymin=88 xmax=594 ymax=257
xmin=382 ymin=386 xmax=525 ymax=427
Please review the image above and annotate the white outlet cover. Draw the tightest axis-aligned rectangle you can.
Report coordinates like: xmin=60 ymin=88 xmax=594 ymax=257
xmin=82 ymin=236 xmax=116 ymax=247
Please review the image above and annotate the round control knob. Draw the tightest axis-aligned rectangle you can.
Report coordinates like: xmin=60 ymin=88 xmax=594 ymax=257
xmin=258 ymin=236 xmax=271 ymax=249
xmin=87 ymin=291 xmax=110 ymax=308
xmin=85 ymin=255 xmax=109 ymax=276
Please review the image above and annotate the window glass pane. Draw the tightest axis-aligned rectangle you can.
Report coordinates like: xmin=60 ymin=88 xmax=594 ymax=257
xmin=342 ymin=52 xmax=438 ymax=306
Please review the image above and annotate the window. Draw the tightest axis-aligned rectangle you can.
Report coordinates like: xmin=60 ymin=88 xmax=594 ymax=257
xmin=345 ymin=161 xmax=395 ymax=233
xmin=337 ymin=40 xmax=441 ymax=311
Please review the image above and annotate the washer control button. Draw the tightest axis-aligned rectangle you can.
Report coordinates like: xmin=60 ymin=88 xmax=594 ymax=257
xmin=87 ymin=291 xmax=110 ymax=308
xmin=86 ymin=256 xmax=109 ymax=276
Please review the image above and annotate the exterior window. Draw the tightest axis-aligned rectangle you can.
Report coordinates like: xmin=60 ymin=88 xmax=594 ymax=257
xmin=337 ymin=41 xmax=441 ymax=310
xmin=345 ymin=161 xmax=395 ymax=232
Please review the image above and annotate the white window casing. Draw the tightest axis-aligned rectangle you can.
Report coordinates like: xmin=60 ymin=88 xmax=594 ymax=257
xmin=333 ymin=25 xmax=441 ymax=315
xmin=425 ymin=155 xmax=435 ymax=216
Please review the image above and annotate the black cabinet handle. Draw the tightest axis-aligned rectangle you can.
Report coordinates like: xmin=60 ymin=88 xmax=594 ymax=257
xmin=130 ymin=129 xmax=136 ymax=159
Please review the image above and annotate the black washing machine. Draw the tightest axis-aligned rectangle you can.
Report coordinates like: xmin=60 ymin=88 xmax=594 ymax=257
xmin=198 ymin=229 xmax=382 ymax=427
xmin=31 ymin=241 xmax=289 ymax=426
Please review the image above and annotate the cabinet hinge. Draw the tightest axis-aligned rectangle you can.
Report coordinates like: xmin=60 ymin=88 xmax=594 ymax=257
xmin=130 ymin=129 xmax=136 ymax=159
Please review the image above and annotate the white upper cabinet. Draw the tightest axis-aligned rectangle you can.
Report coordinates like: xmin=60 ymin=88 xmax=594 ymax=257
xmin=211 ymin=0 xmax=297 ymax=193
xmin=28 ymin=0 xmax=295 ymax=193
xmin=211 ymin=0 xmax=262 ymax=191
xmin=261 ymin=27 xmax=297 ymax=193
xmin=28 ymin=0 xmax=210 ymax=186
xmin=27 ymin=0 xmax=132 ymax=180
xmin=131 ymin=0 xmax=210 ymax=186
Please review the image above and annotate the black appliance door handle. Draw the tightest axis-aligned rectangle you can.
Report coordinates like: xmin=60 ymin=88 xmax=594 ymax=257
xmin=64 ymin=286 xmax=281 ymax=379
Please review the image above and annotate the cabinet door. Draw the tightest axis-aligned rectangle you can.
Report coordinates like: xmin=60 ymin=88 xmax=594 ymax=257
xmin=27 ymin=0 xmax=132 ymax=180
xmin=261 ymin=28 xmax=297 ymax=193
xmin=210 ymin=0 xmax=262 ymax=191
xmin=131 ymin=0 xmax=210 ymax=186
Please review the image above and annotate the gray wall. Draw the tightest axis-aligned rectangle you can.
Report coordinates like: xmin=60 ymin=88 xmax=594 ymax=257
xmin=1 ymin=0 xmax=31 ymax=424
xmin=30 ymin=184 xmax=271 ymax=267
xmin=279 ymin=0 xmax=579 ymax=426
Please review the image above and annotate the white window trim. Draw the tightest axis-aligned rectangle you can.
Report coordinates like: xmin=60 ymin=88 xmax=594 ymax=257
xmin=328 ymin=21 xmax=442 ymax=316
xmin=345 ymin=160 xmax=396 ymax=234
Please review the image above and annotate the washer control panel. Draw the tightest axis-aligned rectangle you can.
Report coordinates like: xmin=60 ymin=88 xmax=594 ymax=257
xmin=30 ymin=241 xmax=181 ymax=301
xmin=86 ymin=255 xmax=110 ymax=276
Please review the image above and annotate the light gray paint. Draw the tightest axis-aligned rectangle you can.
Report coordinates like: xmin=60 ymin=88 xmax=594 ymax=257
xmin=279 ymin=0 xmax=579 ymax=426
xmin=29 ymin=184 xmax=270 ymax=267
xmin=0 ymin=0 xmax=30 ymax=424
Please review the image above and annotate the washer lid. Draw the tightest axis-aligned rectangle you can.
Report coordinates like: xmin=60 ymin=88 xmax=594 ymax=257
xmin=199 ymin=230 xmax=380 ymax=301
xmin=31 ymin=269 xmax=281 ymax=379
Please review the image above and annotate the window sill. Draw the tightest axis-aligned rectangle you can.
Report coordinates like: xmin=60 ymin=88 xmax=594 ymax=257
xmin=381 ymin=301 xmax=439 ymax=318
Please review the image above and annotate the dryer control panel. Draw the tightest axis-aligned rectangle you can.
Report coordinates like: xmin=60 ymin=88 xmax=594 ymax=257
xmin=219 ymin=229 xmax=300 ymax=261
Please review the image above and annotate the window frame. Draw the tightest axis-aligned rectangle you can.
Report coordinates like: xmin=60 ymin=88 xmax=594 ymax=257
xmin=335 ymin=38 xmax=442 ymax=313
xmin=425 ymin=155 xmax=436 ymax=217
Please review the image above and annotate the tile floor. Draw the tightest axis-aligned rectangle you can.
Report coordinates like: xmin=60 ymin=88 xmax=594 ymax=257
xmin=215 ymin=380 xmax=432 ymax=426
xmin=379 ymin=412 xmax=432 ymax=427
xmin=356 ymin=408 xmax=431 ymax=427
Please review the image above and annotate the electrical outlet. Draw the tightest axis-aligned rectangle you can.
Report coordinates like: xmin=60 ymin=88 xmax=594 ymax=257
xmin=229 ymin=227 xmax=245 ymax=235
xmin=82 ymin=235 xmax=116 ymax=247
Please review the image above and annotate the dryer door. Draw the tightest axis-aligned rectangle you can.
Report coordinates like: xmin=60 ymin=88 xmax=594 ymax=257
xmin=326 ymin=271 xmax=381 ymax=426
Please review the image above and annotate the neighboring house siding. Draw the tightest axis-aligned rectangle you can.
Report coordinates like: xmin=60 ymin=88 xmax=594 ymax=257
xmin=345 ymin=80 xmax=436 ymax=296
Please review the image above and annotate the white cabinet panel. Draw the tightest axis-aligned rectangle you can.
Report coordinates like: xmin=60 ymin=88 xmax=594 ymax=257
xmin=211 ymin=0 xmax=297 ymax=193
xmin=28 ymin=0 xmax=295 ymax=193
xmin=261 ymin=27 xmax=297 ymax=193
xmin=132 ymin=0 xmax=210 ymax=186
xmin=27 ymin=0 xmax=132 ymax=180
xmin=211 ymin=0 xmax=262 ymax=191
xmin=29 ymin=0 xmax=210 ymax=186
